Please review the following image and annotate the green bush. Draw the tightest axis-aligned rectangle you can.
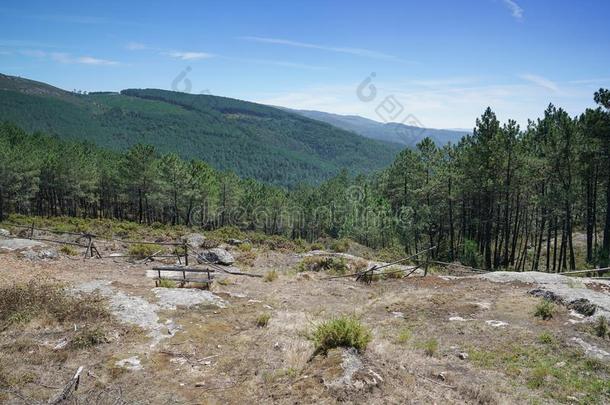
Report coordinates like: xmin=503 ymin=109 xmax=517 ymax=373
xmin=128 ymin=243 xmax=162 ymax=259
xmin=538 ymin=332 xmax=556 ymax=345
xmin=460 ymin=239 xmax=481 ymax=268
xmin=330 ymin=239 xmax=350 ymax=253
xmin=256 ymin=313 xmax=271 ymax=327
xmin=418 ymin=338 xmax=439 ymax=356
xmin=310 ymin=316 xmax=372 ymax=356
xmin=157 ymin=278 xmax=177 ymax=288
xmin=71 ymin=327 xmax=108 ymax=349
xmin=310 ymin=242 xmax=324 ymax=251
xmin=297 ymin=256 xmax=349 ymax=274
xmin=534 ymin=299 xmax=555 ymax=320
xmin=59 ymin=245 xmax=78 ymax=256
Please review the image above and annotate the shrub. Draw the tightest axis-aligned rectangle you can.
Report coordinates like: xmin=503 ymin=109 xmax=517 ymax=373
xmin=330 ymin=239 xmax=350 ymax=253
xmin=383 ymin=267 xmax=404 ymax=279
xmin=310 ymin=242 xmax=324 ymax=251
xmin=310 ymin=316 xmax=372 ymax=356
xmin=59 ymin=245 xmax=78 ymax=256
xmin=461 ymin=239 xmax=481 ymax=268
xmin=71 ymin=327 xmax=108 ymax=349
xmin=256 ymin=313 xmax=271 ymax=327
xmin=593 ymin=316 xmax=609 ymax=338
xmin=297 ymin=256 xmax=349 ymax=274
xmin=157 ymin=278 xmax=177 ymax=288
xmin=128 ymin=243 xmax=162 ymax=259
xmin=397 ymin=327 xmax=412 ymax=344
xmin=528 ymin=364 xmax=550 ymax=388
xmin=534 ymin=299 xmax=555 ymax=320
xmin=0 ymin=280 xmax=109 ymax=326
xmin=538 ymin=332 xmax=555 ymax=345
xmin=238 ymin=243 xmax=253 ymax=252
xmin=264 ymin=270 xmax=278 ymax=282
xmin=418 ymin=338 xmax=439 ymax=356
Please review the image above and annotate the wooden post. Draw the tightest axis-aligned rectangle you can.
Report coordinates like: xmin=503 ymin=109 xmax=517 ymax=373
xmin=184 ymin=242 xmax=189 ymax=266
xmin=29 ymin=222 xmax=35 ymax=239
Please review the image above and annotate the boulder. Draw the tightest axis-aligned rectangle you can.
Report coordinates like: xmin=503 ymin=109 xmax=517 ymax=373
xmin=198 ymin=248 xmax=235 ymax=265
xmin=183 ymin=233 xmax=206 ymax=249
xmin=0 ymin=238 xmax=45 ymax=251
xmin=20 ymin=248 xmax=59 ymax=260
xmin=0 ymin=228 xmax=9 ymax=237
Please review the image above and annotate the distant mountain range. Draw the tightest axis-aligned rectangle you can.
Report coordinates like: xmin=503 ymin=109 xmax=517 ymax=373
xmin=288 ymin=109 xmax=470 ymax=147
xmin=0 ymin=73 xmax=405 ymax=186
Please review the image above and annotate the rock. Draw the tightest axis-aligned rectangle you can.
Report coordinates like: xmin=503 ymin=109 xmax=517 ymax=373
xmin=485 ymin=320 xmax=508 ymax=327
xmin=183 ymin=233 xmax=206 ymax=249
xmin=529 ymin=288 xmax=564 ymax=304
xmin=437 ymin=372 xmax=447 ymax=381
xmin=571 ymin=337 xmax=610 ymax=360
xmin=198 ymin=248 xmax=235 ymax=265
xmin=568 ymin=298 xmax=596 ymax=317
xmin=0 ymin=228 xmax=9 ymax=237
xmin=116 ymin=356 xmax=142 ymax=370
xmin=20 ymin=248 xmax=58 ymax=260
xmin=228 ymin=238 xmax=244 ymax=246
xmin=458 ymin=352 xmax=469 ymax=360
xmin=0 ymin=238 xmax=45 ymax=251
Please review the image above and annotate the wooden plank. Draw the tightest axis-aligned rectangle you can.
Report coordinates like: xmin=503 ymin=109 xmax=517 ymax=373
xmin=152 ymin=266 xmax=216 ymax=273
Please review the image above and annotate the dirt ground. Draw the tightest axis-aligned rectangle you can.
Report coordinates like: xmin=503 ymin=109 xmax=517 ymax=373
xmin=1 ymin=242 xmax=609 ymax=404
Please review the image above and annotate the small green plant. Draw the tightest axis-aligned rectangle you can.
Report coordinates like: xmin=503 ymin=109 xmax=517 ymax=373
xmin=297 ymin=256 xmax=349 ymax=274
xmin=460 ymin=239 xmax=481 ymax=268
xmin=527 ymin=364 xmax=550 ymax=388
xmin=330 ymin=239 xmax=350 ymax=253
xmin=593 ymin=316 xmax=609 ymax=338
xmin=310 ymin=242 xmax=324 ymax=251
xmin=397 ymin=327 xmax=412 ymax=344
xmin=59 ymin=245 xmax=78 ymax=256
xmin=238 ymin=242 xmax=253 ymax=252
xmin=128 ymin=243 xmax=162 ymax=259
xmin=534 ymin=299 xmax=555 ymax=320
xmin=256 ymin=313 xmax=271 ymax=327
xmin=71 ymin=327 xmax=108 ymax=349
xmin=418 ymin=338 xmax=439 ymax=356
xmin=538 ymin=332 xmax=555 ymax=345
xmin=157 ymin=278 xmax=177 ymax=288
xmin=264 ymin=270 xmax=278 ymax=282
xmin=310 ymin=316 xmax=372 ymax=356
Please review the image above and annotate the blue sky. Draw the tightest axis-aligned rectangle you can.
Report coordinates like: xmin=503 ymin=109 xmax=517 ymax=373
xmin=1 ymin=0 xmax=609 ymax=129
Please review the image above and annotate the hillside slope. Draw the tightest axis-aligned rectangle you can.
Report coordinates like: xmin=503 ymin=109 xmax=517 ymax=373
xmin=0 ymin=74 xmax=403 ymax=186
xmin=290 ymin=108 xmax=469 ymax=147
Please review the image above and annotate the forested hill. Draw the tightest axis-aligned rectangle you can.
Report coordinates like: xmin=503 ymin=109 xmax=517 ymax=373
xmin=288 ymin=109 xmax=470 ymax=147
xmin=0 ymin=74 xmax=403 ymax=186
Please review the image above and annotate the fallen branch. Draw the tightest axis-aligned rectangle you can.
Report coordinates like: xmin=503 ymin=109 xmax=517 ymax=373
xmin=48 ymin=366 xmax=83 ymax=404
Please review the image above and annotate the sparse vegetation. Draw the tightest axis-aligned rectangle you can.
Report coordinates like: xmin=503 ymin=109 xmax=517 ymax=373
xmin=417 ymin=338 xmax=439 ymax=357
xmin=59 ymin=245 xmax=78 ymax=256
xmin=538 ymin=332 xmax=556 ymax=345
xmin=297 ymin=256 xmax=349 ymax=274
xmin=310 ymin=316 xmax=372 ymax=356
xmin=128 ymin=243 xmax=163 ymax=259
xmin=397 ymin=327 xmax=412 ymax=344
xmin=0 ymin=280 xmax=109 ymax=327
xmin=71 ymin=326 xmax=108 ymax=349
xmin=264 ymin=270 xmax=278 ymax=282
xmin=330 ymin=239 xmax=350 ymax=253
xmin=593 ymin=316 xmax=609 ymax=338
xmin=256 ymin=313 xmax=271 ymax=327
xmin=157 ymin=278 xmax=177 ymax=288
xmin=534 ymin=299 xmax=555 ymax=320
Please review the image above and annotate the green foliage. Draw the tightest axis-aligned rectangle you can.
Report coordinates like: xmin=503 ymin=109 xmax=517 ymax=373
xmin=538 ymin=332 xmax=556 ymax=345
xmin=297 ymin=256 xmax=349 ymax=274
xmin=330 ymin=238 xmax=350 ymax=253
xmin=71 ymin=327 xmax=108 ymax=349
xmin=460 ymin=239 xmax=481 ymax=268
xmin=0 ymin=77 xmax=401 ymax=187
xmin=128 ymin=243 xmax=162 ymax=259
xmin=310 ymin=316 xmax=372 ymax=355
xmin=263 ymin=270 xmax=278 ymax=282
xmin=59 ymin=245 xmax=78 ymax=256
xmin=417 ymin=338 xmax=439 ymax=357
xmin=157 ymin=279 xmax=177 ymax=288
xmin=397 ymin=327 xmax=412 ymax=344
xmin=534 ymin=300 xmax=555 ymax=320
xmin=256 ymin=313 xmax=271 ymax=328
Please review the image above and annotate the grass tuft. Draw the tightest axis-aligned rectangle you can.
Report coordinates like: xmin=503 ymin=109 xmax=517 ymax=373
xmin=71 ymin=326 xmax=108 ymax=349
xmin=310 ymin=316 xmax=372 ymax=356
xmin=263 ymin=270 xmax=278 ymax=282
xmin=534 ymin=299 xmax=555 ymax=320
xmin=59 ymin=245 xmax=78 ymax=256
xmin=157 ymin=278 xmax=177 ymax=288
xmin=297 ymin=256 xmax=349 ymax=274
xmin=128 ymin=243 xmax=163 ymax=259
xmin=256 ymin=313 xmax=271 ymax=327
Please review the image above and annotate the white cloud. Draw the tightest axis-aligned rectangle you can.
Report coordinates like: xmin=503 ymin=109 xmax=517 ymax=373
xmin=17 ymin=50 xmax=120 ymax=66
xmin=502 ymin=0 xmax=524 ymax=21
xmin=519 ymin=73 xmax=559 ymax=92
xmin=77 ymin=56 xmax=120 ymax=65
xmin=241 ymin=36 xmax=398 ymax=60
xmin=125 ymin=41 xmax=149 ymax=50
xmin=166 ymin=51 xmax=214 ymax=60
